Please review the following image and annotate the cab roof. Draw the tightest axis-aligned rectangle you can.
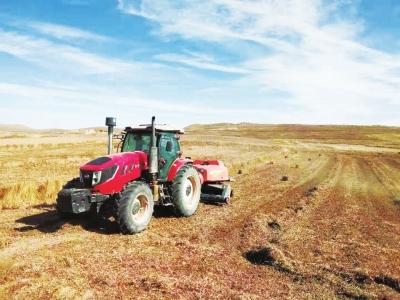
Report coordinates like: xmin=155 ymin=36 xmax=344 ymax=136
xmin=125 ymin=124 xmax=184 ymax=134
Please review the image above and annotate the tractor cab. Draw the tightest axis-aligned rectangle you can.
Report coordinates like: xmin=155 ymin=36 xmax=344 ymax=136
xmin=121 ymin=125 xmax=184 ymax=180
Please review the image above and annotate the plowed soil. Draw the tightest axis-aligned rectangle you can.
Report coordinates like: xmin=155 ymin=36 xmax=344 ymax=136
xmin=0 ymin=124 xmax=399 ymax=299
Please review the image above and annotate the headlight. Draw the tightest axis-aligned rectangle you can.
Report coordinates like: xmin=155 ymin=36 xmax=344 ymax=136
xmin=92 ymin=171 xmax=102 ymax=186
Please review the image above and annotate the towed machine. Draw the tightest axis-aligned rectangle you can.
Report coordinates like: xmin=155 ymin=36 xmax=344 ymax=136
xmin=56 ymin=117 xmax=232 ymax=234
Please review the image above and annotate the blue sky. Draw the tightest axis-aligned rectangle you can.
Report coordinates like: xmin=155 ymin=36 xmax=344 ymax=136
xmin=0 ymin=0 xmax=399 ymax=128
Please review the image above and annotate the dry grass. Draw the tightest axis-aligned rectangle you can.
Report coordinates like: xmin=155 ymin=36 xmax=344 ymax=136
xmin=0 ymin=180 xmax=63 ymax=209
xmin=0 ymin=140 xmax=105 ymax=209
xmin=0 ymin=124 xmax=399 ymax=299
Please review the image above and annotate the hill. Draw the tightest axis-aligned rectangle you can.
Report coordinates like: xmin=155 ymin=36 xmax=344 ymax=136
xmin=0 ymin=124 xmax=35 ymax=132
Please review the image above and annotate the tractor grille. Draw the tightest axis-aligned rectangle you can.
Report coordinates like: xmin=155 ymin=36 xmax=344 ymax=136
xmin=80 ymin=170 xmax=93 ymax=188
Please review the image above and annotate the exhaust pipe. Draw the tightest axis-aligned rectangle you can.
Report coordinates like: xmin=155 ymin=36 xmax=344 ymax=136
xmin=149 ymin=116 xmax=159 ymax=200
xmin=149 ymin=116 xmax=158 ymax=174
xmin=105 ymin=117 xmax=116 ymax=155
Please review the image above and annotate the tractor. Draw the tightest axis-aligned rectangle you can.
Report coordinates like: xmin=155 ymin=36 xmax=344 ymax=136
xmin=56 ymin=116 xmax=232 ymax=234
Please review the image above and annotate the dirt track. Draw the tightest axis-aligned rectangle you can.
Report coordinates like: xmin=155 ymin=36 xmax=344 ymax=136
xmin=1 ymin=126 xmax=400 ymax=299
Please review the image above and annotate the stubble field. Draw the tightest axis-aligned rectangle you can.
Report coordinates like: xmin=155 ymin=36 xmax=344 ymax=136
xmin=0 ymin=123 xmax=399 ymax=299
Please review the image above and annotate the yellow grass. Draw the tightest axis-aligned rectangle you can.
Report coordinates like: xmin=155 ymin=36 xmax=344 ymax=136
xmin=0 ymin=140 xmax=105 ymax=209
xmin=0 ymin=180 xmax=63 ymax=209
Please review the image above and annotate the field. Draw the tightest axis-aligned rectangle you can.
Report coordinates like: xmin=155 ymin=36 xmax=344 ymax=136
xmin=0 ymin=123 xmax=400 ymax=299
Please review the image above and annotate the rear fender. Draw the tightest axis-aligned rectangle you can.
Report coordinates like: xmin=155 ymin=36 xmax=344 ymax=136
xmin=166 ymin=158 xmax=195 ymax=182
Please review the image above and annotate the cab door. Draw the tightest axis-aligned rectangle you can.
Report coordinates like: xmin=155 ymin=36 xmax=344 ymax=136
xmin=158 ymin=133 xmax=180 ymax=180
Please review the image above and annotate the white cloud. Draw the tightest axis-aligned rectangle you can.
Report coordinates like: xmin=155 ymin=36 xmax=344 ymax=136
xmin=0 ymin=82 xmax=273 ymax=115
xmin=118 ymin=0 xmax=400 ymax=125
xmin=0 ymin=29 xmax=134 ymax=74
xmin=28 ymin=21 xmax=111 ymax=42
xmin=1 ymin=1 xmax=399 ymax=128
xmin=0 ymin=81 xmax=278 ymax=128
xmin=155 ymin=53 xmax=248 ymax=74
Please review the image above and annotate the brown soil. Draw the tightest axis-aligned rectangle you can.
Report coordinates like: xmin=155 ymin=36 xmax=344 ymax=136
xmin=0 ymin=124 xmax=399 ymax=299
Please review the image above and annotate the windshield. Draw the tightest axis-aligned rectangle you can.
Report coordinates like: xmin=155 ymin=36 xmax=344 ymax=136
xmin=122 ymin=132 xmax=151 ymax=152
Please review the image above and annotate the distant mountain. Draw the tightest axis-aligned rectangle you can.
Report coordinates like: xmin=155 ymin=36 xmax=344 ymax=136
xmin=185 ymin=122 xmax=400 ymax=132
xmin=0 ymin=124 xmax=122 ymax=134
xmin=0 ymin=124 xmax=36 ymax=132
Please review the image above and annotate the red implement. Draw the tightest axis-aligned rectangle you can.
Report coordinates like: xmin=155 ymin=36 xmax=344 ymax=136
xmin=193 ymin=160 xmax=230 ymax=183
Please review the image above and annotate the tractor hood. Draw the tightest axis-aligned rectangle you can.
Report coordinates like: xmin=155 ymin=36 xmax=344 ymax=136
xmin=80 ymin=152 xmax=147 ymax=172
xmin=79 ymin=151 xmax=148 ymax=192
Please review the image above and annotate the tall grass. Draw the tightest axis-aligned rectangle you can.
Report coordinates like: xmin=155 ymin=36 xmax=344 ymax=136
xmin=0 ymin=141 xmax=104 ymax=209
xmin=0 ymin=180 xmax=63 ymax=209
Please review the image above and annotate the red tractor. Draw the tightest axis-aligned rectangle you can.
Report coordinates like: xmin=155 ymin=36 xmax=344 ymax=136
xmin=56 ymin=117 xmax=232 ymax=234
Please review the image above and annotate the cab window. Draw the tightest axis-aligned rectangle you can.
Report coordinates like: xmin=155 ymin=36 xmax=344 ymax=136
xmin=122 ymin=132 xmax=151 ymax=152
xmin=159 ymin=137 xmax=173 ymax=152
xmin=166 ymin=140 xmax=173 ymax=152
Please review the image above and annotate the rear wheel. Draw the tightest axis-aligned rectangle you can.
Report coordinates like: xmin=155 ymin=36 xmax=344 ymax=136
xmin=172 ymin=165 xmax=201 ymax=217
xmin=118 ymin=182 xmax=154 ymax=234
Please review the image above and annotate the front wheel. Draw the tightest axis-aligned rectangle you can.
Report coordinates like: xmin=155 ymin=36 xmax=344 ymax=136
xmin=172 ymin=165 xmax=201 ymax=217
xmin=118 ymin=182 xmax=154 ymax=234
xmin=56 ymin=177 xmax=81 ymax=219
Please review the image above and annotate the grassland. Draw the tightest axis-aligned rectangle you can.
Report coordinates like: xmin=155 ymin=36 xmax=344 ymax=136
xmin=0 ymin=124 xmax=399 ymax=299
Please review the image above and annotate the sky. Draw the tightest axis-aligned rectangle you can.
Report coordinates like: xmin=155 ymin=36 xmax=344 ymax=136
xmin=0 ymin=0 xmax=399 ymax=129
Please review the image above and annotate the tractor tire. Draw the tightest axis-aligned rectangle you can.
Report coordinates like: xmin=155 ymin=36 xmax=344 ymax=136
xmin=62 ymin=177 xmax=82 ymax=189
xmin=172 ymin=164 xmax=201 ymax=217
xmin=118 ymin=182 xmax=154 ymax=234
xmin=56 ymin=177 xmax=81 ymax=219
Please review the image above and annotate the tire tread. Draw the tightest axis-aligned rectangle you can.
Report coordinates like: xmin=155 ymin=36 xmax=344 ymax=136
xmin=172 ymin=164 xmax=201 ymax=217
xmin=117 ymin=181 xmax=154 ymax=234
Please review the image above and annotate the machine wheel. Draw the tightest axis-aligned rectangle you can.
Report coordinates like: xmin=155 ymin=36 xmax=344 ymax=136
xmin=172 ymin=164 xmax=201 ymax=217
xmin=62 ymin=177 xmax=82 ymax=189
xmin=118 ymin=182 xmax=154 ymax=234
xmin=56 ymin=177 xmax=81 ymax=219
